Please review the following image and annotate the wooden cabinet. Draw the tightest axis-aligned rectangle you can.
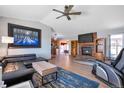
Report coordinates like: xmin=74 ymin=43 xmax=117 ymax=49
xmin=71 ymin=40 xmax=78 ymax=57
xmin=51 ymin=39 xmax=59 ymax=56
xmin=95 ymin=38 xmax=106 ymax=61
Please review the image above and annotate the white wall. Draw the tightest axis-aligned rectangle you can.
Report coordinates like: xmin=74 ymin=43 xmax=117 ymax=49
xmin=0 ymin=17 xmax=52 ymax=59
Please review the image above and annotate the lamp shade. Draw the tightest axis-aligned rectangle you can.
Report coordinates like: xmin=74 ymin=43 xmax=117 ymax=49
xmin=1 ymin=36 xmax=14 ymax=44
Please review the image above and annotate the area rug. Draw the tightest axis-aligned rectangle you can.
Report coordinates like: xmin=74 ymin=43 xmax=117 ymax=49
xmin=32 ymin=67 xmax=99 ymax=88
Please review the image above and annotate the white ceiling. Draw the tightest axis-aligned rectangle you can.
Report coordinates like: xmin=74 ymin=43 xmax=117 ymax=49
xmin=0 ymin=5 xmax=56 ymax=21
xmin=0 ymin=5 xmax=124 ymax=39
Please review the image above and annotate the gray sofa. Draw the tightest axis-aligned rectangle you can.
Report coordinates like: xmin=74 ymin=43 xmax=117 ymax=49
xmin=1 ymin=54 xmax=48 ymax=87
xmin=92 ymin=48 xmax=124 ymax=87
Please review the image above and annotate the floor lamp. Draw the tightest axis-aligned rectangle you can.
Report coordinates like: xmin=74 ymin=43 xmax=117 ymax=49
xmin=0 ymin=36 xmax=13 ymax=87
xmin=1 ymin=36 xmax=14 ymax=56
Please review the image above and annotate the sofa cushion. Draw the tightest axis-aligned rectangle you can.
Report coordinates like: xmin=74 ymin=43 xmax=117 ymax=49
xmin=3 ymin=58 xmax=22 ymax=63
xmin=2 ymin=68 xmax=34 ymax=81
xmin=3 ymin=56 xmax=36 ymax=63
xmin=2 ymin=54 xmax=36 ymax=62
xmin=3 ymin=54 xmax=36 ymax=59
xmin=4 ymin=63 xmax=19 ymax=73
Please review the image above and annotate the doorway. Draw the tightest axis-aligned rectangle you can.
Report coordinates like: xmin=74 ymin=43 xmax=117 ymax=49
xmin=59 ymin=40 xmax=69 ymax=55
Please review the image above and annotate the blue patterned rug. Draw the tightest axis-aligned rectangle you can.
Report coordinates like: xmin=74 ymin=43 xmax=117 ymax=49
xmin=32 ymin=67 xmax=99 ymax=88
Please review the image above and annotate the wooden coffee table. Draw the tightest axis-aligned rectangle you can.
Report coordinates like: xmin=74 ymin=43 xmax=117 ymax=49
xmin=32 ymin=61 xmax=57 ymax=85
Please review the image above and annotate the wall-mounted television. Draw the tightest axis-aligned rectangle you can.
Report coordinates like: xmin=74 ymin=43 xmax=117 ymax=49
xmin=78 ymin=33 xmax=94 ymax=43
xmin=8 ymin=23 xmax=41 ymax=48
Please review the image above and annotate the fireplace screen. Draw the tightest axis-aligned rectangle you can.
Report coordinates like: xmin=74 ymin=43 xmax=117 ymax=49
xmin=82 ymin=47 xmax=92 ymax=56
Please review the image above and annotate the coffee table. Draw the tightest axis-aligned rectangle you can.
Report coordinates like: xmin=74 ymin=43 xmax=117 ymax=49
xmin=32 ymin=61 xmax=57 ymax=85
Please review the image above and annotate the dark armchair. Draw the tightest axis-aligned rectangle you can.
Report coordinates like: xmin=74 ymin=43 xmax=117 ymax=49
xmin=92 ymin=48 xmax=124 ymax=87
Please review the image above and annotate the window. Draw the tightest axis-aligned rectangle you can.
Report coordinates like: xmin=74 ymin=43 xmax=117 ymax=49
xmin=110 ymin=34 xmax=123 ymax=58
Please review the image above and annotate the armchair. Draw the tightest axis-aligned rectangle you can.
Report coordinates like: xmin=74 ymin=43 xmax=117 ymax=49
xmin=92 ymin=48 xmax=124 ymax=87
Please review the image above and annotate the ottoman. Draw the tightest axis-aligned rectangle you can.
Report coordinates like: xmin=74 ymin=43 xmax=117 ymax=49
xmin=32 ymin=61 xmax=57 ymax=85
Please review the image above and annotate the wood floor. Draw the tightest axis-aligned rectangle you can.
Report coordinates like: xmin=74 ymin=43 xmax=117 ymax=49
xmin=50 ymin=54 xmax=109 ymax=88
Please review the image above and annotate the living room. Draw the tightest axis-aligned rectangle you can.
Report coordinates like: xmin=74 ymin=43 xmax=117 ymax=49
xmin=0 ymin=1 xmax=124 ymax=92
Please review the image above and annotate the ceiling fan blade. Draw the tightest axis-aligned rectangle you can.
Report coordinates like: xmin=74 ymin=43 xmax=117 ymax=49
xmin=68 ymin=5 xmax=74 ymax=9
xmin=56 ymin=15 xmax=65 ymax=19
xmin=68 ymin=5 xmax=74 ymax=12
xmin=64 ymin=5 xmax=74 ymax=13
xmin=68 ymin=12 xmax=82 ymax=15
xmin=53 ymin=9 xmax=64 ymax=14
xmin=66 ymin=15 xmax=71 ymax=20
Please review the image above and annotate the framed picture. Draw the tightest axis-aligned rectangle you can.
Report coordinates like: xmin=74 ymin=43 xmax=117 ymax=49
xmin=8 ymin=23 xmax=41 ymax=48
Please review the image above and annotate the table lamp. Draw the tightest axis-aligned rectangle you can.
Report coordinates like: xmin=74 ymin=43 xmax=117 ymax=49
xmin=1 ymin=36 xmax=14 ymax=55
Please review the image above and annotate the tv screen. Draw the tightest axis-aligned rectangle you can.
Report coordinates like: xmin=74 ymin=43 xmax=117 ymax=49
xmin=78 ymin=33 xmax=94 ymax=43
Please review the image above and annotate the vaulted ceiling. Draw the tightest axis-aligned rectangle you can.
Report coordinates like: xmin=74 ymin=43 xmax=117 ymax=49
xmin=0 ymin=5 xmax=124 ymax=39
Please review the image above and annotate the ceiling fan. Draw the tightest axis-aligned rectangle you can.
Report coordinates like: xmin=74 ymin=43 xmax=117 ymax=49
xmin=53 ymin=5 xmax=81 ymax=20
